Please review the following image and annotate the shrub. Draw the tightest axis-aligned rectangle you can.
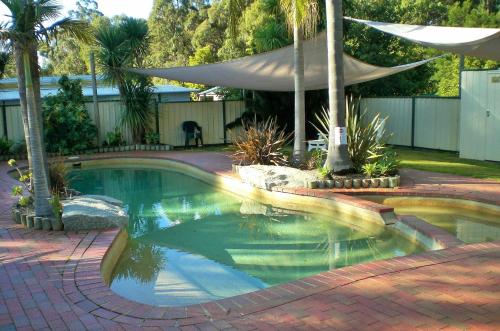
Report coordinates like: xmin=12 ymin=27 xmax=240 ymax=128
xmin=9 ymin=140 xmax=26 ymax=155
xmin=0 ymin=137 xmax=13 ymax=155
xmin=302 ymin=149 xmax=326 ymax=170
xmin=362 ymin=163 xmax=379 ymax=178
xmin=49 ymin=159 xmax=68 ymax=195
xmin=43 ymin=75 xmax=97 ymax=155
xmin=313 ymin=96 xmax=389 ymax=172
xmin=230 ymin=117 xmax=292 ymax=166
xmin=145 ymin=131 xmax=159 ymax=144
xmin=8 ymin=159 xmax=33 ymax=208
xmin=377 ymin=151 xmax=400 ymax=176
xmin=104 ymin=128 xmax=125 ymax=147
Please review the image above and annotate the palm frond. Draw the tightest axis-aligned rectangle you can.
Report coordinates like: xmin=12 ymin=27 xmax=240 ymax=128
xmin=41 ymin=18 xmax=93 ymax=44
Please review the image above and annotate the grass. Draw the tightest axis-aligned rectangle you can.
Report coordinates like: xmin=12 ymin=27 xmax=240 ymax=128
xmin=392 ymin=147 xmax=500 ymax=181
xmin=174 ymin=144 xmax=500 ymax=181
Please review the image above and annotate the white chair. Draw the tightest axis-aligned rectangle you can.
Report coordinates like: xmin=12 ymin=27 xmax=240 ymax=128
xmin=307 ymin=134 xmax=327 ymax=152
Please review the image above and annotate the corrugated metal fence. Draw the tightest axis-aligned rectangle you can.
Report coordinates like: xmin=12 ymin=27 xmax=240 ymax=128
xmin=360 ymin=97 xmax=460 ymax=151
xmin=0 ymin=100 xmax=246 ymax=147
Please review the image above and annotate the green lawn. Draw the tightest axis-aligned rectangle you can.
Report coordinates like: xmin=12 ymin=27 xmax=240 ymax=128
xmin=392 ymin=147 xmax=500 ymax=181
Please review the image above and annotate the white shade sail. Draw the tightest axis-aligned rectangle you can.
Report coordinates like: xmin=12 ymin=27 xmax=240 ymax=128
xmin=347 ymin=17 xmax=500 ymax=61
xmin=129 ymin=32 xmax=435 ymax=92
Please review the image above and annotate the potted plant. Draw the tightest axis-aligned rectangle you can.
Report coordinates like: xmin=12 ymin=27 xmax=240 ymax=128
xmin=362 ymin=163 xmax=379 ymax=188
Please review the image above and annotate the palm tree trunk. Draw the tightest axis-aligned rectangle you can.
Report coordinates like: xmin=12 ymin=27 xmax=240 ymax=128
xmin=324 ymin=0 xmax=352 ymax=171
xmin=22 ymin=50 xmax=52 ymax=217
xmin=29 ymin=44 xmax=50 ymax=183
xmin=292 ymin=4 xmax=306 ymax=165
xmin=13 ymin=45 xmax=32 ymax=171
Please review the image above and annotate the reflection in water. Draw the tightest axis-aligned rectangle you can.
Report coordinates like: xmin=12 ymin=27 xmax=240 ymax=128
xmin=394 ymin=206 xmax=500 ymax=244
xmin=71 ymin=168 xmax=423 ymax=307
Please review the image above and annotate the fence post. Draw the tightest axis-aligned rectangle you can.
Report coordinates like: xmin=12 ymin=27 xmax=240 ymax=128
xmin=222 ymin=100 xmax=227 ymax=144
xmin=155 ymin=95 xmax=160 ymax=135
xmin=411 ymin=97 xmax=416 ymax=149
xmin=2 ymin=102 xmax=7 ymax=139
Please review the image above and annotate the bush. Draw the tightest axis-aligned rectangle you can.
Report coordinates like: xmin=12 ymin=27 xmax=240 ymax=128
xmin=49 ymin=159 xmax=69 ymax=195
xmin=104 ymin=128 xmax=125 ymax=147
xmin=0 ymin=137 xmax=13 ymax=155
xmin=9 ymin=140 xmax=26 ymax=155
xmin=230 ymin=117 xmax=291 ymax=166
xmin=377 ymin=151 xmax=400 ymax=176
xmin=43 ymin=75 xmax=97 ymax=155
xmin=8 ymin=159 xmax=33 ymax=208
xmin=145 ymin=131 xmax=159 ymax=144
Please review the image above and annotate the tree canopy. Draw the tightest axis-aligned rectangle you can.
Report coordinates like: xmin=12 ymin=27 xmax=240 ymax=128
xmin=36 ymin=0 xmax=500 ymax=97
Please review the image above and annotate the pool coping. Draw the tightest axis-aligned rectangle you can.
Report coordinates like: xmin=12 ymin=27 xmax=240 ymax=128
xmin=58 ymin=154 xmax=499 ymax=326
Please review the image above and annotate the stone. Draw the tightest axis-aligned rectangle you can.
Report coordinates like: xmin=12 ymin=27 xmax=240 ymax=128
xmin=238 ymin=165 xmax=320 ymax=190
xmin=62 ymin=195 xmax=128 ymax=231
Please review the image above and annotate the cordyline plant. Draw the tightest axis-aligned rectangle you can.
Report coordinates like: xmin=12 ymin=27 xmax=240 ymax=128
xmin=313 ymin=96 xmax=390 ymax=172
xmin=230 ymin=117 xmax=292 ymax=166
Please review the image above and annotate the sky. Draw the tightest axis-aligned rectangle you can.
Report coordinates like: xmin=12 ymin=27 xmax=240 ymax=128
xmin=0 ymin=0 xmax=155 ymax=22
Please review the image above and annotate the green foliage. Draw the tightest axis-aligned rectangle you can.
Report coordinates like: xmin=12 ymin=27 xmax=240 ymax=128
xmin=362 ymin=162 xmax=379 ymax=178
xmin=9 ymin=140 xmax=26 ymax=155
xmin=8 ymin=159 xmax=33 ymax=207
xmin=43 ymin=75 xmax=97 ymax=154
xmin=49 ymin=159 xmax=69 ymax=195
xmin=145 ymin=132 xmax=160 ymax=145
xmin=230 ymin=117 xmax=292 ymax=166
xmin=0 ymin=137 xmax=13 ymax=155
xmin=49 ymin=194 xmax=63 ymax=218
xmin=376 ymin=151 xmax=401 ymax=176
xmin=95 ymin=18 xmax=154 ymax=143
xmin=104 ymin=128 xmax=125 ymax=147
xmin=313 ymin=97 xmax=389 ymax=172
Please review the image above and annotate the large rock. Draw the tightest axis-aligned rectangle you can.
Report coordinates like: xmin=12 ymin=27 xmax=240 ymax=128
xmin=62 ymin=195 xmax=129 ymax=231
xmin=238 ymin=165 xmax=320 ymax=190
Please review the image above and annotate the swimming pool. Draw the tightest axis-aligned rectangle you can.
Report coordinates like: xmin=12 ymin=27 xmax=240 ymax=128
xmin=71 ymin=167 xmax=424 ymax=307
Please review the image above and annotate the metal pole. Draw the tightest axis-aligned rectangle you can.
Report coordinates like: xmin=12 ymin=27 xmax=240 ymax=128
xmin=411 ymin=97 xmax=416 ymax=149
xmin=90 ymin=52 xmax=100 ymax=144
xmin=222 ymin=100 xmax=227 ymax=144
xmin=2 ymin=101 xmax=7 ymax=139
xmin=458 ymin=55 xmax=465 ymax=97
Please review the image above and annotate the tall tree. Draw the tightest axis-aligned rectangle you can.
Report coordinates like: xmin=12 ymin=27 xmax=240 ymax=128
xmin=0 ymin=0 xmax=90 ymax=216
xmin=279 ymin=0 xmax=319 ymax=164
xmin=324 ymin=0 xmax=351 ymax=171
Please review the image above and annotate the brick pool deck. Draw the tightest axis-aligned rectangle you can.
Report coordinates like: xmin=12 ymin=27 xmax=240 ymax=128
xmin=0 ymin=151 xmax=499 ymax=330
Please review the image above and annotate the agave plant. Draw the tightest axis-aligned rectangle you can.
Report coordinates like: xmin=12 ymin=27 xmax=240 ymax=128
xmin=313 ymin=96 xmax=390 ymax=172
xmin=230 ymin=117 xmax=292 ymax=166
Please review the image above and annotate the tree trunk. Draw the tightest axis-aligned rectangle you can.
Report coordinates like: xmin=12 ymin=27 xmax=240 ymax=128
xmin=324 ymin=0 xmax=352 ymax=172
xmin=22 ymin=50 xmax=52 ymax=217
xmin=292 ymin=3 xmax=306 ymax=165
xmin=29 ymin=44 xmax=50 ymax=183
xmin=13 ymin=45 xmax=32 ymax=170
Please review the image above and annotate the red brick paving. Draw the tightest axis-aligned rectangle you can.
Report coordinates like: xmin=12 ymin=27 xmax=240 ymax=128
xmin=0 ymin=150 xmax=499 ymax=330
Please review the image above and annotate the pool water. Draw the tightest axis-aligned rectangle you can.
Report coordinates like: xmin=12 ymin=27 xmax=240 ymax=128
xmin=71 ymin=167 xmax=424 ymax=307
xmin=393 ymin=206 xmax=500 ymax=244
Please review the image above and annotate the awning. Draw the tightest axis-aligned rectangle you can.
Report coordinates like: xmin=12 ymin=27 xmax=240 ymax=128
xmin=129 ymin=32 xmax=435 ymax=92
xmin=346 ymin=17 xmax=500 ymax=61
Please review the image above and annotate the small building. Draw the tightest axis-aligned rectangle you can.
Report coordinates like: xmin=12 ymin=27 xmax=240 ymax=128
xmin=197 ymin=87 xmax=224 ymax=101
xmin=0 ymin=75 xmax=196 ymax=105
xmin=460 ymin=69 xmax=500 ymax=162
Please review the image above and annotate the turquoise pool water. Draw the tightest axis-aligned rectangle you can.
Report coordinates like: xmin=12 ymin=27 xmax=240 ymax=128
xmin=70 ymin=167 xmax=424 ymax=307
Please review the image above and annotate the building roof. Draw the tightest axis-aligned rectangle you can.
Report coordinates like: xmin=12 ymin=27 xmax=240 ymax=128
xmin=198 ymin=86 xmax=221 ymax=95
xmin=0 ymin=75 xmax=197 ymax=102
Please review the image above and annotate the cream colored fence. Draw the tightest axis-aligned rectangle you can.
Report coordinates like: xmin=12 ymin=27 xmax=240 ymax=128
xmin=360 ymin=97 xmax=460 ymax=151
xmin=1 ymin=100 xmax=246 ymax=147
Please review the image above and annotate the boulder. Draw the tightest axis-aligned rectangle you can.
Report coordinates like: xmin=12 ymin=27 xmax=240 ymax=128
xmin=238 ymin=165 xmax=320 ymax=190
xmin=62 ymin=195 xmax=128 ymax=231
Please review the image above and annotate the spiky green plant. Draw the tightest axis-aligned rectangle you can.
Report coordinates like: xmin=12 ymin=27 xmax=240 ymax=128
xmin=313 ymin=96 xmax=389 ymax=172
xmin=230 ymin=117 xmax=292 ymax=166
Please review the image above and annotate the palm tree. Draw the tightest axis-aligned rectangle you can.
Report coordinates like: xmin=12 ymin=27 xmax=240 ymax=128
xmin=323 ymin=0 xmax=351 ymax=171
xmin=95 ymin=18 xmax=153 ymax=144
xmin=0 ymin=0 xmax=90 ymax=216
xmin=228 ymin=0 xmax=318 ymax=164
xmin=279 ymin=0 xmax=319 ymax=164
